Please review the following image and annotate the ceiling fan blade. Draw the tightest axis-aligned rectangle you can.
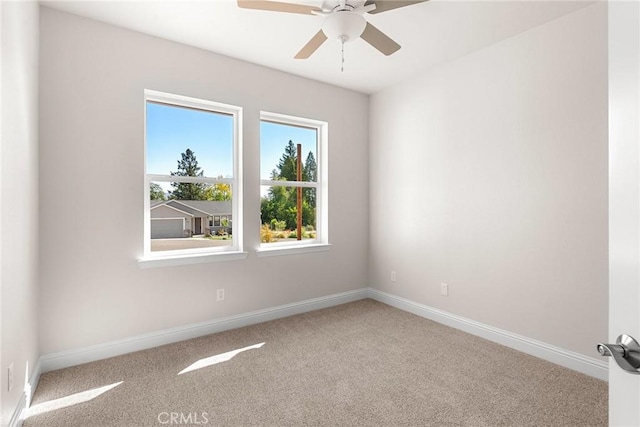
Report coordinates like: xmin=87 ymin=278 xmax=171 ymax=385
xmin=294 ymin=30 xmax=328 ymax=59
xmin=237 ymin=0 xmax=321 ymax=15
xmin=360 ymin=22 xmax=401 ymax=56
xmin=364 ymin=0 xmax=428 ymax=14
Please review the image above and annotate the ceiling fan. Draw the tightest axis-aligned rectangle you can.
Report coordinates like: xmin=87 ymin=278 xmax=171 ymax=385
xmin=237 ymin=0 xmax=428 ymax=61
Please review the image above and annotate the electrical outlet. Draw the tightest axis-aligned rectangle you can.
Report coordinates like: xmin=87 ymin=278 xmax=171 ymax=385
xmin=441 ymin=283 xmax=449 ymax=296
xmin=8 ymin=363 xmax=13 ymax=391
xmin=391 ymin=271 xmax=397 ymax=282
xmin=216 ymin=288 xmax=225 ymax=302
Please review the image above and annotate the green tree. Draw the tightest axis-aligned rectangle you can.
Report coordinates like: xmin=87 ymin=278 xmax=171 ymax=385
xmin=169 ymin=149 xmax=207 ymax=200
xmin=304 ymin=151 xmax=317 ymax=182
xmin=277 ymin=140 xmax=298 ymax=181
xmin=260 ymin=141 xmax=316 ymax=230
xmin=150 ymin=183 xmax=166 ymax=200
xmin=303 ymin=151 xmax=317 ymax=211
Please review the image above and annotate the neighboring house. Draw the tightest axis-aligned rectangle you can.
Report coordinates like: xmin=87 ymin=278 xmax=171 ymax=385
xmin=150 ymin=200 xmax=232 ymax=239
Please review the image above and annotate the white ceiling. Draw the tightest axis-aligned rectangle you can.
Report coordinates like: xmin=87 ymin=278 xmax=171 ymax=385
xmin=41 ymin=0 xmax=596 ymax=94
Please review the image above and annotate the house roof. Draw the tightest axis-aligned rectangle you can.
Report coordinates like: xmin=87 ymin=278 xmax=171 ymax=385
xmin=151 ymin=199 xmax=232 ymax=216
xmin=177 ymin=200 xmax=232 ymax=216
xmin=150 ymin=202 xmax=194 ymax=217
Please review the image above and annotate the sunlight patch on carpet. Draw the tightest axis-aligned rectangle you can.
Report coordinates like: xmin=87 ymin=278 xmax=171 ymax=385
xmin=178 ymin=342 xmax=265 ymax=375
xmin=24 ymin=381 xmax=123 ymax=419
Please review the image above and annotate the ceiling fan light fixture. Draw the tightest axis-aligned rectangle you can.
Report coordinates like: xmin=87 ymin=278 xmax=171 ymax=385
xmin=321 ymin=11 xmax=366 ymax=43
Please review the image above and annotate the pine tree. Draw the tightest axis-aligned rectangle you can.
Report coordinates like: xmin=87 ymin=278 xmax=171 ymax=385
xmin=277 ymin=140 xmax=298 ymax=181
xmin=304 ymin=151 xmax=317 ymax=182
xmin=303 ymin=151 xmax=317 ymax=210
xmin=169 ymin=149 xmax=207 ymax=200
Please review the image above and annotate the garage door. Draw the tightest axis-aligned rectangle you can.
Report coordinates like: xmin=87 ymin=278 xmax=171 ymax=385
xmin=151 ymin=218 xmax=184 ymax=239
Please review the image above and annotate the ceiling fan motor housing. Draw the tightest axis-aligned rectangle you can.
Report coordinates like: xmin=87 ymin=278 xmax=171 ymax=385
xmin=236 ymin=0 xmax=425 ymax=58
xmin=321 ymin=11 xmax=367 ymax=43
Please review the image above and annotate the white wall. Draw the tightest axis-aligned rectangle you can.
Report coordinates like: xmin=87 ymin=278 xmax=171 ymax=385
xmin=1 ymin=1 xmax=40 ymax=424
xmin=369 ymin=3 xmax=607 ymax=358
xmin=38 ymin=7 xmax=369 ymax=355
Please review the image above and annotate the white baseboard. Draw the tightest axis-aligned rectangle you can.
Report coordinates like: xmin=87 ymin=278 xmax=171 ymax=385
xmin=27 ymin=358 xmax=42 ymax=407
xmin=8 ymin=356 xmax=42 ymax=427
xmin=368 ymin=289 xmax=608 ymax=381
xmin=8 ymin=392 xmax=25 ymax=427
xmin=37 ymin=286 xmax=607 ymax=384
xmin=8 ymin=352 xmax=42 ymax=427
xmin=40 ymin=288 xmax=369 ymax=373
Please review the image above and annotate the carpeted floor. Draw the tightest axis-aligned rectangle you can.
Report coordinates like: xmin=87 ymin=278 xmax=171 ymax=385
xmin=24 ymin=299 xmax=607 ymax=426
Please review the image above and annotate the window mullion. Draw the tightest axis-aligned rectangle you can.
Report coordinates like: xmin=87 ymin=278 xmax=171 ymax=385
xmin=260 ymin=180 xmax=318 ymax=188
xmin=148 ymin=174 xmax=233 ymax=185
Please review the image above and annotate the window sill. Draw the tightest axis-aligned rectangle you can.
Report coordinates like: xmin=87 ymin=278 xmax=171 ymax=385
xmin=138 ymin=251 xmax=249 ymax=269
xmin=256 ymin=243 xmax=331 ymax=258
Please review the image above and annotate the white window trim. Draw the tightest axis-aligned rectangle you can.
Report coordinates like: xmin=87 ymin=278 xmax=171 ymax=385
xmin=139 ymin=90 xmax=244 ymax=267
xmin=138 ymin=251 xmax=249 ymax=269
xmin=256 ymin=243 xmax=331 ymax=258
xmin=257 ymin=111 xmax=328 ymax=254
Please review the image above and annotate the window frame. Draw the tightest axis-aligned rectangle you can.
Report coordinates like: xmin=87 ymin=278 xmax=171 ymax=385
xmin=257 ymin=111 xmax=329 ymax=255
xmin=139 ymin=90 xmax=245 ymax=267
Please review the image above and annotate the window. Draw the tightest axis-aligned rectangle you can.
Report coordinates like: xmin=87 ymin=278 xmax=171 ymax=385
xmin=142 ymin=90 xmax=243 ymax=263
xmin=259 ymin=112 xmax=328 ymax=253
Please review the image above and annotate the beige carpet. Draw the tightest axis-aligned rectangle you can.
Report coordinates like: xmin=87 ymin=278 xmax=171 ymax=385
xmin=24 ymin=299 xmax=607 ymax=426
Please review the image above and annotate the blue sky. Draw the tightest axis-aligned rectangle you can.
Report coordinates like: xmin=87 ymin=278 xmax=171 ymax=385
xmin=260 ymin=121 xmax=316 ymax=181
xmin=147 ymin=102 xmax=317 ymax=192
xmin=146 ymin=102 xmax=233 ymax=178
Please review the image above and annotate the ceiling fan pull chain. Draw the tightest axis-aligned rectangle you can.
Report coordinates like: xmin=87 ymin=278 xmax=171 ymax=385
xmin=341 ymin=37 xmax=345 ymax=72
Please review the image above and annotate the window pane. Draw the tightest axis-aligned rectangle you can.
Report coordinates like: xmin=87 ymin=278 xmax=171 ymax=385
xmin=260 ymin=121 xmax=317 ymax=182
xmin=147 ymin=101 xmax=233 ymax=179
xmin=260 ymin=186 xmax=316 ymax=243
xmin=150 ymin=182 xmax=233 ymax=252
